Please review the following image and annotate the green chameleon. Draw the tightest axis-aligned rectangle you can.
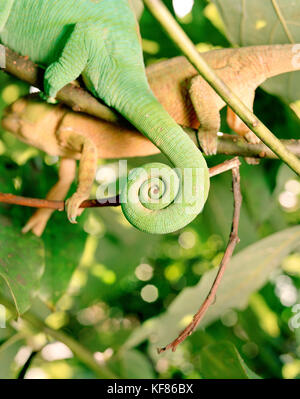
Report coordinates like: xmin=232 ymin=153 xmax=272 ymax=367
xmin=0 ymin=0 xmax=210 ymax=234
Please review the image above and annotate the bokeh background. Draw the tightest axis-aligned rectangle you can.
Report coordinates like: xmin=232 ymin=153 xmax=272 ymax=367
xmin=0 ymin=0 xmax=300 ymax=379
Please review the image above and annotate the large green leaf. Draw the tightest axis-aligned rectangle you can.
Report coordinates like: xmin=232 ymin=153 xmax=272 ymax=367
xmin=0 ymin=220 xmax=44 ymax=314
xmin=199 ymin=342 xmax=261 ymax=379
xmin=126 ymin=226 xmax=300 ymax=354
xmin=213 ymin=0 xmax=300 ymax=105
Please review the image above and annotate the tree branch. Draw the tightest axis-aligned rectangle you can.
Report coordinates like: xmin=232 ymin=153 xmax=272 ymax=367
xmin=158 ymin=158 xmax=242 ymax=353
xmin=143 ymin=0 xmax=300 ymax=176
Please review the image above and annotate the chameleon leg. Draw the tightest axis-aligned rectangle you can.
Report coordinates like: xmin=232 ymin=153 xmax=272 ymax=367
xmin=227 ymin=103 xmax=261 ymax=165
xmin=189 ymin=76 xmax=224 ymax=156
xmin=63 ymin=133 xmax=98 ymax=223
xmin=22 ymin=158 xmax=76 ymax=237
xmin=226 ymin=91 xmax=259 ymax=144
xmin=44 ymin=23 xmax=88 ymax=99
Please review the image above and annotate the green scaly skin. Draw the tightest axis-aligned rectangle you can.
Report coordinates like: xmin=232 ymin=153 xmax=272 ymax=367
xmin=0 ymin=0 xmax=210 ymax=234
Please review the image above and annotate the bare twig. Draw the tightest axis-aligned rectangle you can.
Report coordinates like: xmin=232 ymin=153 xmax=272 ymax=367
xmin=0 ymin=159 xmax=240 ymax=210
xmin=143 ymin=0 xmax=300 ymax=176
xmin=158 ymin=159 xmax=242 ymax=353
xmin=208 ymin=156 xmax=241 ymax=177
xmin=0 ymin=193 xmax=120 ymax=210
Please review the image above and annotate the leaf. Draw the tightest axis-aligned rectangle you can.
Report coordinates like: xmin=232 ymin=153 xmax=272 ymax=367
xmin=0 ymin=158 xmax=17 ymax=194
xmin=0 ymin=220 xmax=45 ymax=314
xmin=120 ymin=349 xmax=155 ymax=379
xmin=199 ymin=341 xmax=261 ymax=379
xmin=39 ymin=211 xmax=87 ymax=305
xmin=213 ymin=0 xmax=300 ymax=104
xmin=0 ymin=333 xmax=24 ymax=379
xmin=126 ymin=226 xmax=300 ymax=353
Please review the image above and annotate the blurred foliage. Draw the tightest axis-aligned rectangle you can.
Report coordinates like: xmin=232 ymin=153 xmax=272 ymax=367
xmin=0 ymin=0 xmax=300 ymax=380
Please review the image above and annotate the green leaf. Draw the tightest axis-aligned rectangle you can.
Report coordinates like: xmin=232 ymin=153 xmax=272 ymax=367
xmin=213 ymin=0 xmax=300 ymax=104
xmin=199 ymin=341 xmax=261 ymax=379
xmin=0 ymin=220 xmax=45 ymax=314
xmin=126 ymin=226 xmax=300 ymax=353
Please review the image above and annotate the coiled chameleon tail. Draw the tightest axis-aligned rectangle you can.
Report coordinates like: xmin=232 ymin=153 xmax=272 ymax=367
xmin=121 ymin=158 xmax=209 ymax=233
xmin=115 ymin=85 xmax=210 ymax=234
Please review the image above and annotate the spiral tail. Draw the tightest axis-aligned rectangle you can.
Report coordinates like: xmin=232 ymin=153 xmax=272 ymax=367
xmin=120 ymin=160 xmax=208 ymax=234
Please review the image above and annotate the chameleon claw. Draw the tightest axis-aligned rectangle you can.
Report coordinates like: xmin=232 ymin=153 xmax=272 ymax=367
xmin=69 ymin=216 xmax=77 ymax=224
xmin=47 ymin=96 xmax=58 ymax=104
xmin=198 ymin=132 xmax=218 ymax=156
xmin=66 ymin=193 xmax=86 ymax=224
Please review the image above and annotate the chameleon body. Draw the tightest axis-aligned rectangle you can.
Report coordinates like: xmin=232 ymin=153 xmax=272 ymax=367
xmin=0 ymin=0 xmax=210 ymax=234
xmin=2 ymin=44 xmax=300 ymax=236
xmin=146 ymin=44 xmax=300 ymax=154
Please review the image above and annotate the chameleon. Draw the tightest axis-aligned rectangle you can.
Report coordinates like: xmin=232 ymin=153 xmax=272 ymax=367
xmin=144 ymin=43 xmax=300 ymax=156
xmin=0 ymin=0 xmax=210 ymax=234
xmin=2 ymin=43 xmax=300 ymax=235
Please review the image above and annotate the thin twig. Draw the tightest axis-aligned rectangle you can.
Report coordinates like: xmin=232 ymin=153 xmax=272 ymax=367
xmin=143 ymin=0 xmax=300 ymax=176
xmin=0 ymin=160 xmax=240 ymax=210
xmin=0 ymin=193 xmax=120 ymax=210
xmin=158 ymin=159 xmax=242 ymax=353
xmin=208 ymin=156 xmax=241 ymax=177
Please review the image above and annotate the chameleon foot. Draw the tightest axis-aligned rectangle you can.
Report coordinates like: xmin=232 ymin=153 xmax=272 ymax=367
xmin=198 ymin=132 xmax=218 ymax=156
xmin=65 ymin=193 xmax=86 ymax=224
xmin=22 ymin=209 xmax=53 ymax=237
xmin=38 ymin=91 xmax=58 ymax=104
xmin=47 ymin=96 xmax=58 ymax=104
xmin=245 ymin=157 xmax=261 ymax=165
